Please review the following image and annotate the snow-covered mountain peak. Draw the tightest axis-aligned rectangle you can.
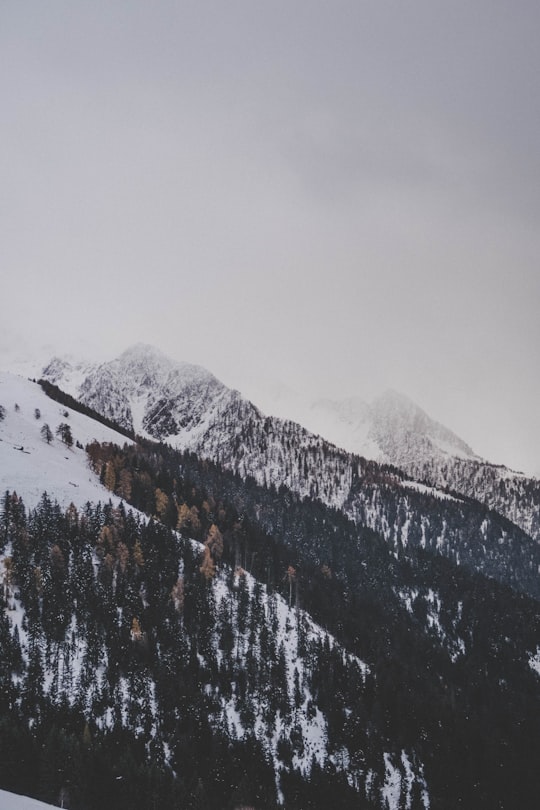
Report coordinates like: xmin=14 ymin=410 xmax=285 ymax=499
xmin=371 ymin=389 xmax=476 ymax=460
xmin=104 ymin=343 xmax=220 ymax=391
xmin=37 ymin=344 xmax=539 ymax=540
xmin=41 ymin=344 xmax=246 ymax=443
xmin=41 ymin=355 xmax=95 ymax=392
xmin=304 ymin=388 xmax=476 ymax=465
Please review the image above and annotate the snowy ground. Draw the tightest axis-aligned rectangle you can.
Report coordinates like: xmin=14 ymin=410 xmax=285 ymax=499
xmin=0 ymin=370 xmax=433 ymax=809
xmin=0 ymin=791 xmax=59 ymax=810
xmin=0 ymin=371 xmax=132 ymax=509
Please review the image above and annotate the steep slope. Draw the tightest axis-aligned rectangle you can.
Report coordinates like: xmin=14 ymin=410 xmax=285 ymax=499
xmin=0 ymin=370 xmax=435 ymax=809
xmin=304 ymin=390 xmax=540 ymax=539
xmin=42 ymin=343 xmax=255 ymax=447
xmin=2 ymin=367 xmax=540 ymax=809
xmin=0 ymin=372 xmax=132 ymax=509
xmin=306 ymin=389 xmax=476 ymax=465
xmin=41 ymin=346 xmax=540 ymax=596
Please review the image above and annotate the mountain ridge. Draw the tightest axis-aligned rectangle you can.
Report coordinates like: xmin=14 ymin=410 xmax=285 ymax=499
xmin=2 ymin=360 xmax=540 ymax=808
xmin=40 ymin=344 xmax=540 ymax=542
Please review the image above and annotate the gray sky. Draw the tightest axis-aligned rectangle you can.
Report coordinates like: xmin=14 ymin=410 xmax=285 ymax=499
xmin=1 ymin=1 xmax=539 ymax=474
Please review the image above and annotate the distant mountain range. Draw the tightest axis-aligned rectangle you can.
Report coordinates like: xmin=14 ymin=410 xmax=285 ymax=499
xmin=41 ymin=343 xmax=540 ymax=542
xmin=303 ymin=391 xmax=539 ymax=541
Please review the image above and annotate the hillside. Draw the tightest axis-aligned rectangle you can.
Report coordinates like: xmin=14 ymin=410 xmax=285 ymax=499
xmin=40 ymin=347 xmax=540 ymax=599
xmin=0 ymin=372 xmax=132 ymax=509
xmin=1 ymin=365 xmax=540 ymax=809
xmin=302 ymin=390 xmax=540 ymax=540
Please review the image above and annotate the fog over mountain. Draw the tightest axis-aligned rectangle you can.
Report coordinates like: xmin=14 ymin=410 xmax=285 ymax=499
xmin=1 ymin=1 xmax=539 ymax=476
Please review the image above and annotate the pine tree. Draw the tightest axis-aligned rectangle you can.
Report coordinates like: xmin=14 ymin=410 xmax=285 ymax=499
xmin=55 ymin=423 xmax=73 ymax=448
xmin=40 ymin=423 xmax=53 ymax=444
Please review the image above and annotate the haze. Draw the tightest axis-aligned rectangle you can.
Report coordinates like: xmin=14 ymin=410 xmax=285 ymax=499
xmin=1 ymin=1 xmax=539 ymax=474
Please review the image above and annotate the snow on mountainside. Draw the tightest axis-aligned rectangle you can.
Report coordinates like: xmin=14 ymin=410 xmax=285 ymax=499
xmin=36 ymin=345 xmax=540 ymax=602
xmin=0 ymin=370 xmax=434 ymax=808
xmin=255 ymin=384 xmax=540 ymax=542
xmin=39 ymin=345 xmax=452 ymax=510
xmin=2 ymin=350 xmax=540 ymax=808
xmin=0 ymin=372 xmax=131 ymax=509
xmin=41 ymin=344 xmax=540 ymax=542
xmin=43 ymin=343 xmax=256 ymax=449
xmin=304 ymin=389 xmax=478 ymax=467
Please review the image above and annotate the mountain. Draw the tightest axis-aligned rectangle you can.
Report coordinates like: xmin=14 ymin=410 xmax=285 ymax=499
xmin=306 ymin=390 xmax=477 ymax=466
xmin=0 ymin=372 xmax=428 ymax=808
xmin=42 ymin=344 xmax=251 ymax=447
xmin=303 ymin=391 xmax=540 ymax=540
xmin=41 ymin=345 xmax=540 ymax=595
xmin=1 ymin=367 xmax=540 ymax=809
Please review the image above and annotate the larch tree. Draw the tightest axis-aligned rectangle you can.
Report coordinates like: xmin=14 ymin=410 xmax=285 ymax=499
xmin=103 ymin=461 xmax=116 ymax=492
xmin=117 ymin=469 xmax=132 ymax=501
xmin=171 ymin=577 xmax=185 ymax=614
xmin=205 ymin=523 xmax=224 ymax=561
xmin=200 ymin=546 xmax=216 ymax=581
xmin=176 ymin=502 xmax=191 ymax=531
xmin=130 ymin=616 xmax=144 ymax=643
xmin=154 ymin=488 xmax=169 ymax=520
xmin=284 ymin=565 xmax=296 ymax=607
xmin=133 ymin=539 xmax=145 ymax=569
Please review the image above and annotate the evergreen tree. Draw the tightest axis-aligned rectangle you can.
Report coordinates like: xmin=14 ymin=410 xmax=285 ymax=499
xmin=40 ymin=423 xmax=53 ymax=444
xmin=55 ymin=423 xmax=73 ymax=448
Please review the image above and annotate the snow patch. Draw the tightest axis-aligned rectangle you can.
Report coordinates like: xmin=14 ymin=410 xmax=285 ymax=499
xmin=529 ymin=648 xmax=540 ymax=677
xmin=0 ymin=789 xmax=60 ymax=810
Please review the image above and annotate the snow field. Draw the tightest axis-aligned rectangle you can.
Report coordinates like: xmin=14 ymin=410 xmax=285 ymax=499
xmin=0 ymin=372 xmax=133 ymax=510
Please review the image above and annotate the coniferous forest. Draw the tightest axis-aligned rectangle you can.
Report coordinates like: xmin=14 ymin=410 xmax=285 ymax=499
xmin=1 ymin=430 xmax=540 ymax=808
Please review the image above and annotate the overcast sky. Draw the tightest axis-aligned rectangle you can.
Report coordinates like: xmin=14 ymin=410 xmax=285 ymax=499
xmin=1 ymin=1 xmax=539 ymax=474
